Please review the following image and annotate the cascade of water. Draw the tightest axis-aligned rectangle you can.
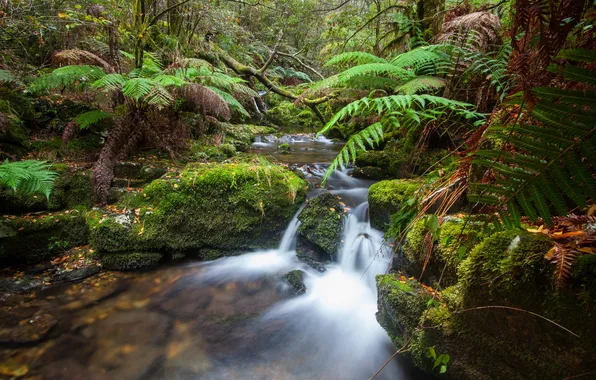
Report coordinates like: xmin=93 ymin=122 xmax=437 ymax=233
xmin=278 ymin=205 xmax=303 ymax=254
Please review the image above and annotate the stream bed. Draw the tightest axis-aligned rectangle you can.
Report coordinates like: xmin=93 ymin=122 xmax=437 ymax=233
xmin=0 ymin=136 xmax=431 ymax=380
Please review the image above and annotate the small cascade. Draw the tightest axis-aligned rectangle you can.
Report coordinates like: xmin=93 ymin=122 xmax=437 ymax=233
xmin=278 ymin=205 xmax=303 ymax=254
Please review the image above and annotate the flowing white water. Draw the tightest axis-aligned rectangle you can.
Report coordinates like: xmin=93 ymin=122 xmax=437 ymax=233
xmin=196 ymin=170 xmax=412 ymax=379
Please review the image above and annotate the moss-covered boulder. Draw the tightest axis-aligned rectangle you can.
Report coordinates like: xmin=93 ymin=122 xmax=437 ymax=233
xmin=0 ymin=210 xmax=89 ymax=267
xmin=368 ymin=179 xmax=420 ymax=231
xmin=296 ymin=192 xmax=344 ymax=263
xmin=398 ymin=215 xmax=488 ymax=287
xmin=0 ymin=165 xmax=93 ymax=213
xmin=377 ymin=230 xmax=596 ymax=379
xmin=87 ymin=159 xmax=307 ymax=263
xmin=266 ymin=101 xmax=315 ymax=127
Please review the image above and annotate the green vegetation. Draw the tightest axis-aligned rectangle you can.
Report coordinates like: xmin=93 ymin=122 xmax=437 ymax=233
xmin=0 ymin=0 xmax=595 ymax=379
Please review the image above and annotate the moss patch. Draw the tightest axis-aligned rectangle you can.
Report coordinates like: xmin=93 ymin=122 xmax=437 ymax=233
xmin=368 ymin=179 xmax=420 ymax=231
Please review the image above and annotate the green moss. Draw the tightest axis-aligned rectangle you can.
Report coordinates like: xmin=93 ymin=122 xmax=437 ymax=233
xmin=221 ymin=123 xmax=276 ymax=143
xmin=278 ymin=142 xmax=291 ymax=153
xmin=100 ymin=252 xmax=163 ymax=271
xmin=283 ymin=270 xmax=306 ymax=294
xmin=0 ymin=211 xmax=89 ymax=267
xmin=400 ymin=215 xmax=488 ymax=286
xmin=375 ymin=274 xmax=430 ymax=347
xmin=378 ymin=230 xmax=596 ymax=379
xmin=573 ymin=254 xmax=596 ymax=303
xmin=458 ymin=230 xmax=553 ymax=304
xmin=266 ymin=101 xmax=315 ymax=127
xmin=368 ymin=179 xmax=420 ymax=231
xmin=87 ymin=158 xmax=307 ymax=254
xmin=296 ymin=192 xmax=344 ymax=260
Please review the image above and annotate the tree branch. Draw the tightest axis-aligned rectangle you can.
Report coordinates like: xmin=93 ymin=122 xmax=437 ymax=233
xmin=147 ymin=0 xmax=192 ymax=28
xmin=259 ymin=30 xmax=284 ymax=73
xmin=275 ymin=51 xmax=325 ymax=80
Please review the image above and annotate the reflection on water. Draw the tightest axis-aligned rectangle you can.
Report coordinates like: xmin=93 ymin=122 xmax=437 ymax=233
xmin=249 ymin=133 xmax=344 ymax=165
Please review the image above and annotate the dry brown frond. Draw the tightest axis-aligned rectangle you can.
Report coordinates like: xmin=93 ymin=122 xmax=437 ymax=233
xmin=183 ymin=84 xmax=231 ymax=122
xmin=53 ymin=49 xmax=113 ymax=72
xmin=439 ymin=11 xmax=502 ymax=52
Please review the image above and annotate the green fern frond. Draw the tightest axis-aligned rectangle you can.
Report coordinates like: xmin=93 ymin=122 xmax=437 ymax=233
xmin=323 ymin=122 xmax=383 ymax=184
xmin=557 ymin=48 xmax=596 ymax=63
xmin=32 ymin=65 xmax=106 ymax=93
xmin=74 ymin=110 xmax=112 ymax=129
xmin=397 ymin=76 xmax=446 ymax=94
xmin=324 ymin=52 xmax=388 ymax=67
xmin=145 ymin=84 xmax=174 ymax=108
xmin=122 ymin=78 xmax=154 ymax=100
xmin=92 ymin=73 xmax=127 ymax=91
xmin=0 ymin=70 xmax=17 ymax=83
xmin=0 ymin=160 xmax=57 ymax=199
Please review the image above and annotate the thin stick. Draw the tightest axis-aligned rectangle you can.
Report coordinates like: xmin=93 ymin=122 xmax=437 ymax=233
xmin=368 ymin=337 xmax=412 ymax=380
xmin=455 ymin=306 xmax=580 ymax=338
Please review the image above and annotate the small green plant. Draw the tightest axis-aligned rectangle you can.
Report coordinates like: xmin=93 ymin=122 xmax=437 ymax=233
xmin=278 ymin=143 xmax=291 ymax=154
xmin=427 ymin=347 xmax=450 ymax=374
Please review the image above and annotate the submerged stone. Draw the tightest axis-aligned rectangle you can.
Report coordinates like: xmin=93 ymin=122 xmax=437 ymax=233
xmin=283 ymin=270 xmax=307 ymax=294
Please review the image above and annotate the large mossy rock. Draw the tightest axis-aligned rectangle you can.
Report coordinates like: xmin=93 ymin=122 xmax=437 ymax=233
xmin=0 ymin=210 xmax=89 ymax=267
xmin=377 ymin=230 xmax=596 ymax=379
xmin=266 ymin=101 xmax=315 ymax=128
xmin=88 ymin=159 xmax=307 ymax=267
xmin=368 ymin=179 xmax=420 ymax=231
xmin=398 ymin=215 xmax=488 ymax=287
xmin=296 ymin=192 xmax=344 ymax=263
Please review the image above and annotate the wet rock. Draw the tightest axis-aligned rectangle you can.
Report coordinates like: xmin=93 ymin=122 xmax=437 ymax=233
xmin=0 ymin=311 xmax=57 ymax=344
xmin=100 ymin=252 xmax=163 ymax=271
xmin=368 ymin=179 xmax=421 ymax=231
xmin=90 ymin=310 xmax=171 ymax=379
xmin=52 ymin=266 xmax=100 ymax=284
xmin=155 ymin=286 xmax=213 ymax=320
xmin=283 ymin=270 xmax=306 ymax=294
xmin=0 ymin=211 xmax=89 ymax=268
xmin=296 ymin=192 xmax=344 ymax=263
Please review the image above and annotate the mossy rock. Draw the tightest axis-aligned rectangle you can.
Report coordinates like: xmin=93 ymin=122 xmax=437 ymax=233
xmin=0 ymin=211 xmax=89 ymax=267
xmin=221 ymin=123 xmax=277 ymax=144
xmin=377 ymin=230 xmax=596 ymax=379
xmin=283 ymin=269 xmax=307 ymax=294
xmin=368 ymin=179 xmax=420 ymax=231
xmin=100 ymin=252 xmax=163 ymax=271
xmin=87 ymin=158 xmax=307 ymax=254
xmin=296 ymin=192 xmax=344 ymax=263
xmin=399 ymin=215 xmax=488 ymax=287
xmin=266 ymin=101 xmax=315 ymax=127
xmin=0 ymin=166 xmax=93 ymax=213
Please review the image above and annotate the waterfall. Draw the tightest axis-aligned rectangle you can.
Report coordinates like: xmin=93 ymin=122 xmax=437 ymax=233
xmin=194 ymin=169 xmax=404 ymax=379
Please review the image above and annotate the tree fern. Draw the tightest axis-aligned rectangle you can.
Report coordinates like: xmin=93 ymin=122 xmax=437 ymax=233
xmin=0 ymin=160 xmax=57 ymax=198
xmin=397 ymin=76 xmax=446 ymax=95
xmin=468 ymin=51 xmax=596 ymax=226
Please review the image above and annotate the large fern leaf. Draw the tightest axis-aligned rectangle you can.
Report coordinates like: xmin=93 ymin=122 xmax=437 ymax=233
xmin=0 ymin=160 xmax=57 ymax=198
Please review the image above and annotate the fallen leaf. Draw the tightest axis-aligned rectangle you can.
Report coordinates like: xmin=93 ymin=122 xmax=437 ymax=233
xmin=0 ymin=359 xmax=28 ymax=377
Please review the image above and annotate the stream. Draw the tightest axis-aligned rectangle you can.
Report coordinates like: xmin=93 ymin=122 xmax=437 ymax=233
xmin=0 ymin=135 xmax=431 ymax=379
